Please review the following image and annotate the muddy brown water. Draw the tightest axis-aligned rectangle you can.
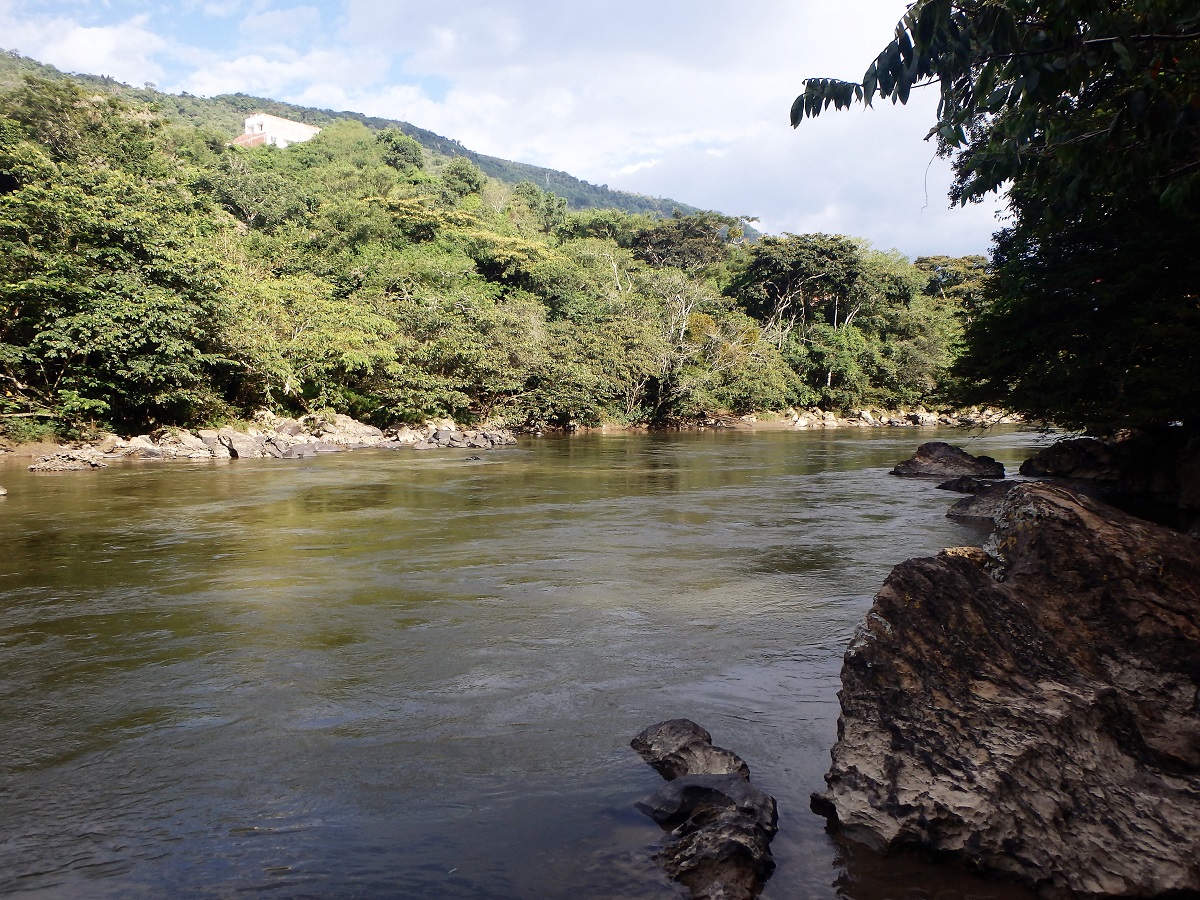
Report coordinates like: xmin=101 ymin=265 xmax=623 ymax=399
xmin=0 ymin=428 xmax=1049 ymax=898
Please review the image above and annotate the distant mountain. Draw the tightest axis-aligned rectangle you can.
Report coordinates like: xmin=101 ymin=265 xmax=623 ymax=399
xmin=0 ymin=49 xmax=704 ymax=218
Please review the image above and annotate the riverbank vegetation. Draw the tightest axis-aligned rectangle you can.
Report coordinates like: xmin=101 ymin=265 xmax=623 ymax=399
xmin=1 ymin=64 xmax=984 ymax=440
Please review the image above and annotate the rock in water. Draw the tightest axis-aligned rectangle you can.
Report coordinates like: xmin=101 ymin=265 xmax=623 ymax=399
xmin=891 ymin=441 xmax=1005 ymax=478
xmin=632 ymin=719 xmax=777 ymax=900
xmin=813 ymin=483 xmax=1200 ymax=897
xmin=631 ymin=719 xmax=750 ymax=781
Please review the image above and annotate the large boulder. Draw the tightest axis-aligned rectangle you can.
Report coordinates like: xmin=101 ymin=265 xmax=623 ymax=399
xmin=812 ymin=483 xmax=1200 ymax=897
xmin=217 ymin=428 xmax=270 ymax=459
xmin=891 ymin=441 xmax=1005 ymax=478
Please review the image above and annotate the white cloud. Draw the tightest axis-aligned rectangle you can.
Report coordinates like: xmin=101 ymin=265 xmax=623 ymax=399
xmin=0 ymin=10 xmax=168 ymax=85
xmin=180 ymin=46 xmax=390 ymax=99
xmin=615 ymin=160 xmax=661 ymax=176
xmin=239 ymin=5 xmax=322 ymax=41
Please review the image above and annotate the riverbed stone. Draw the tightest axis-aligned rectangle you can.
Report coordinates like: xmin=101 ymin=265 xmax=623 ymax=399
xmin=891 ymin=441 xmax=1005 ymax=478
xmin=631 ymin=719 xmax=750 ymax=781
xmin=813 ymin=482 xmax=1200 ymax=897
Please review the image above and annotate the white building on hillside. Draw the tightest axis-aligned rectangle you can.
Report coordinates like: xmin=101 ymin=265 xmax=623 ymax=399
xmin=232 ymin=113 xmax=321 ymax=149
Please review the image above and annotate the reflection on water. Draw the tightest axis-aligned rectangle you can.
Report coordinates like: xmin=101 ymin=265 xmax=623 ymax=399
xmin=0 ymin=428 xmax=1050 ymax=898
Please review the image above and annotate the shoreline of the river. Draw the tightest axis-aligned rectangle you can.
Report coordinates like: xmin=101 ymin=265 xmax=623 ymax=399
xmin=0 ymin=407 xmax=1023 ymax=472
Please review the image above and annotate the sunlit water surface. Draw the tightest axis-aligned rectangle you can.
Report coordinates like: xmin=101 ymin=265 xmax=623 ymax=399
xmin=0 ymin=428 xmax=1052 ymax=899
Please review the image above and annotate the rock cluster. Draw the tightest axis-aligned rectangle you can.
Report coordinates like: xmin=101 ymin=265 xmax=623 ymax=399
xmin=28 ymin=452 xmax=109 ymax=472
xmin=632 ymin=719 xmax=778 ymax=900
xmin=790 ymin=407 xmax=1019 ymax=430
xmin=890 ymin=441 xmax=1005 ymax=478
xmin=812 ymin=483 xmax=1200 ymax=898
xmin=411 ymin=427 xmax=516 ymax=451
xmin=26 ymin=413 xmax=516 ymax=470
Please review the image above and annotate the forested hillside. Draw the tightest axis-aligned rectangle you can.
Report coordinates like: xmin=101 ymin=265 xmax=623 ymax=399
xmin=0 ymin=67 xmax=981 ymax=440
xmin=0 ymin=50 xmax=702 ymax=218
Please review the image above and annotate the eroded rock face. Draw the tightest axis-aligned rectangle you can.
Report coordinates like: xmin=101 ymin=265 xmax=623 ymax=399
xmin=813 ymin=483 xmax=1200 ymax=898
xmin=632 ymin=719 xmax=777 ymax=900
xmin=891 ymin=441 xmax=1005 ymax=478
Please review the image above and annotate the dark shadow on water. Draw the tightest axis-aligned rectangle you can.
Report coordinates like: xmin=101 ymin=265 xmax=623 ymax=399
xmin=831 ymin=834 xmax=1037 ymax=900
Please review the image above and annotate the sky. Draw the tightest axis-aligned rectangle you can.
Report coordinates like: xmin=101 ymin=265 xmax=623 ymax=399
xmin=0 ymin=0 xmax=1009 ymax=258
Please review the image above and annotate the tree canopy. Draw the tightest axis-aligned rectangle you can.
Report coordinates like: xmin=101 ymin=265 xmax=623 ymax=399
xmin=792 ymin=0 xmax=1200 ymax=430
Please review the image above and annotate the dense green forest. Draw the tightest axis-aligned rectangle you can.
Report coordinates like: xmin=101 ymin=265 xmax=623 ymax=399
xmin=0 ymin=61 xmax=982 ymax=439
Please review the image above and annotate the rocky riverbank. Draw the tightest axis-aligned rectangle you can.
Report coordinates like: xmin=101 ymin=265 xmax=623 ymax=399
xmin=17 ymin=412 xmax=516 ymax=472
xmin=786 ymin=406 xmax=1020 ymax=430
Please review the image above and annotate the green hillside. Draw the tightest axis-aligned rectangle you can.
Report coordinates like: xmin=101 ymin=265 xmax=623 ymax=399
xmin=0 ymin=49 xmax=702 ymax=217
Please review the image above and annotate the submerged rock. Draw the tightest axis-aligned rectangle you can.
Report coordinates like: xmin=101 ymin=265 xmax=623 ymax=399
xmin=631 ymin=719 xmax=750 ymax=781
xmin=632 ymin=719 xmax=777 ymax=900
xmin=891 ymin=441 xmax=1005 ymax=478
xmin=813 ymin=483 xmax=1200 ymax=897
xmin=936 ymin=474 xmax=992 ymax=493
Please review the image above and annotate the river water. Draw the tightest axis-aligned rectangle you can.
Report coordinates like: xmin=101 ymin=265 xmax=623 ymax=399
xmin=1 ymin=427 xmax=1051 ymax=899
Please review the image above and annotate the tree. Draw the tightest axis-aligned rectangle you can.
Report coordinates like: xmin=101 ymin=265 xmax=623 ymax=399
xmin=0 ymin=78 xmax=234 ymax=429
xmin=728 ymin=233 xmax=862 ymax=347
xmin=376 ymin=128 xmax=425 ymax=173
xmin=631 ymin=211 xmax=741 ymax=277
xmin=792 ymin=0 xmax=1200 ymax=429
xmin=506 ymin=181 xmax=568 ymax=235
xmin=440 ymin=157 xmax=485 ymax=200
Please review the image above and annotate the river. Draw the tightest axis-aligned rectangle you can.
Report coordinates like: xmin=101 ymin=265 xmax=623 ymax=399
xmin=0 ymin=427 xmax=1050 ymax=898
